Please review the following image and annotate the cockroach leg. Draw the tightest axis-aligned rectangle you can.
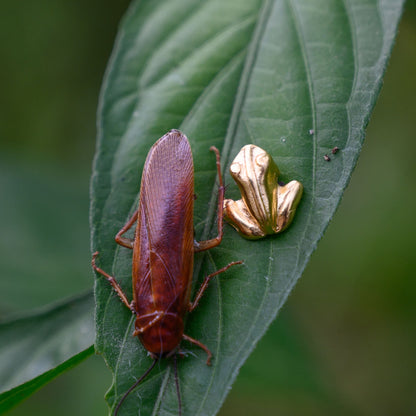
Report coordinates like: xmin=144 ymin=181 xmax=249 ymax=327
xmin=182 ymin=333 xmax=212 ymax=365
xmin=194 ymin=146 xmax=224 ymax=252
xmin=115 ymin=209 xmax=139 ymax=249
xmin=92 ymin=251 xmax=134 ymax=313
xmin=189 ymin=260 xmax=243 ymax=312
xmin=132 ymin=311 xmax=164 ymax=336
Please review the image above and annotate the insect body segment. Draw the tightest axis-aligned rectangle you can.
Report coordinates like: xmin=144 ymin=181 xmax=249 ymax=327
xmin=92 ymin=130 xmax=242 ymax=415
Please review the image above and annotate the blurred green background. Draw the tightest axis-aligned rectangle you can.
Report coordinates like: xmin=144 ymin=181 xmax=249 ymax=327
xmin=1 ymin=1 xmax=415 ymax=415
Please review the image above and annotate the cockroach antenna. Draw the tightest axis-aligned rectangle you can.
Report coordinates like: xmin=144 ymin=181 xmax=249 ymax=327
xmin=114 ymin=358 xmax=158 ymax=416
xmin=173 ymin=354 xmax=182 ymax=416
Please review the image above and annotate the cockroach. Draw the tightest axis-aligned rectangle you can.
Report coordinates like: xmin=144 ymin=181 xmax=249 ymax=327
xmin=92 ymin=129 xmax=242 ymax=415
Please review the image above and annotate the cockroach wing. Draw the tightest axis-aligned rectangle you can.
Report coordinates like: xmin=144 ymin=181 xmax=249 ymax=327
xmin=132 ymin=130 xmax=195 ymax=316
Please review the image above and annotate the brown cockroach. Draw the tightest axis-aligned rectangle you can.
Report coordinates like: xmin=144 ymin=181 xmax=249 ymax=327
xmin=92 ymin=129 xmax=242 ymax=415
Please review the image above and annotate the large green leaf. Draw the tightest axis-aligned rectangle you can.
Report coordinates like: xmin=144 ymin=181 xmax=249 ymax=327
xmin=91 ymin=0 xmax=404 ymax=415
xmin=0 ymin=292 xmax=94 ymax=412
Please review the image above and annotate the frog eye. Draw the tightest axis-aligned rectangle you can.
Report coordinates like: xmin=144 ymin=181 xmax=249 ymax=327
xmin=230 ymin=160 xmax=242 ymax=175
xmin=255 ymin=152 xmax=269 ymax=167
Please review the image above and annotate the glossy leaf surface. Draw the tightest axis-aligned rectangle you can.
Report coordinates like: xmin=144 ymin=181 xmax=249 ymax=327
xmin=90 ymin=1 xmax=404 ymax=415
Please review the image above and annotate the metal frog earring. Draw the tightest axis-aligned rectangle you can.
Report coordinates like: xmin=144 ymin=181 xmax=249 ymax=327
xmin=224 ymin=144 xmax=303 ymax=239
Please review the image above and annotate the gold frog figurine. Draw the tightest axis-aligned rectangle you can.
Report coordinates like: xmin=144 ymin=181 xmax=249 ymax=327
xmin=224 ymin=145 xmax=303 ymax=239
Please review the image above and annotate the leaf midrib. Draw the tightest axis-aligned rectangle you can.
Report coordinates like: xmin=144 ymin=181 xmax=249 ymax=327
xmin=144 ymin=2 xmax=274 ymax=413
xmin=194 ymin=1 xmax=276 ymax=414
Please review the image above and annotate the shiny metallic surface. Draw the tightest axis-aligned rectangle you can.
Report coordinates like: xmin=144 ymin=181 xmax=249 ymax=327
xmin=224 ymin=144 xmax=303 ymax=239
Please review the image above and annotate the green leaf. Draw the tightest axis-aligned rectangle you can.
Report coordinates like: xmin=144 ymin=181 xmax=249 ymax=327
xmin=91 ymin=0 xmax=404 ymax=415
xmin=0 ymin=292 xmax=94 ymax=412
